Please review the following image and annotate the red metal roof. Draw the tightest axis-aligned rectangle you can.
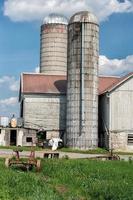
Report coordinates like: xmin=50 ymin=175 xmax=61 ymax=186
xmin=99 ymin=72 xmax=133 ymax=95
xmin=21 ymin=73 xmax=67 ymax=94
xmin=21 ymin=72 xmax=133 ymax=96
xmin=99 ymin=76 xmax=120 ymax=95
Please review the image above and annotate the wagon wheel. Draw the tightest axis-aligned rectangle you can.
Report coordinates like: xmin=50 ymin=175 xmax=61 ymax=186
xmin=25 ymin=164 xmax=33 ymax=171
xmin=113 ymin=155 xmax=120 ymax=160
xmin=5 ymin=158 xmax=10 ymax=168
xmin=36 ymin=160 xmax=41 ymax=172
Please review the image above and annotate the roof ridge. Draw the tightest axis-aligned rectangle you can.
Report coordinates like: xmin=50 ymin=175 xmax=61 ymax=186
xmin=22 ymin=72 xmax=66 ymax=77
xmin=100 ymin=72 xmax=133 ymax=95
xmin=99 ymin=75 xmax=120 ymax=78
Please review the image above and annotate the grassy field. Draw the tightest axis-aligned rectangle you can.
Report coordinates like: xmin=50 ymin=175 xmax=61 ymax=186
xmin=59 ymin=147 xmax=108 ymax=154
xmin=0 ymin=158 xmax=133 ymax=200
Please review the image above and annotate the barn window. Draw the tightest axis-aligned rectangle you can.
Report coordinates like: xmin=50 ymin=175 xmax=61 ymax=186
xmin=128 ymin=134 xmax=133 ymax=144
xmin=26 ymin=137 xmax=32 ymax=143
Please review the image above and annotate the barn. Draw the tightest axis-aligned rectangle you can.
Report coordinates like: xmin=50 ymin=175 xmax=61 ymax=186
xmin=19 ymin=72 xmax=133 ymax=152
xmin=15 ymin=11 xmax=133 ymax=151
xmin=19 ymin=73 xmax=66 ymax=140
xmin=99 ymin=73 xmax=133 ymax=152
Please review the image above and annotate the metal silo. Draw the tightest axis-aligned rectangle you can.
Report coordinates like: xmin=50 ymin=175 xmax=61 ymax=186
xmin=40 ymin=13 xmax=68 ymax=75
xmin=66 ymin=11 xmax=99 ymax=149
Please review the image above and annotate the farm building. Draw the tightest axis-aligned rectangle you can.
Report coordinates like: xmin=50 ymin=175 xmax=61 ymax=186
xmin=19 ymin=11 xmax=100 ymax=150
xmin=19 ymin=73 xmax=66 ymax=140
xmin=1 ymin=11 xmax=132 ymax=151
xmin=19 ymin=72 xmax=133 ymax=152
xmin=18 ymin=11 xmax=133 ymax=151
xmin=1 ymin=72 xmax=133 ymax=151
xmin=0 ymin=115 xmax=37 ymax=147
xmin=0 ymin=127 xmax=36 ymax=147
xmin=99 ymin=73 xmax=133 ymax=152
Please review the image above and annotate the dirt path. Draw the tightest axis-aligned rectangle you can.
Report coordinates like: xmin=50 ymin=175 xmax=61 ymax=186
xmin=0 ymin=149 xmax=105 ymax=158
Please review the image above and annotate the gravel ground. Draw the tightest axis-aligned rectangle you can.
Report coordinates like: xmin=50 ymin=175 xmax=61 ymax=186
xmin=0 ymin=149 xmax=132 ymax=161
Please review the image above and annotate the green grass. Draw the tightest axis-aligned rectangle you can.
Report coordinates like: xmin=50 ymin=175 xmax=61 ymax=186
xmin=114 ymin=151 xmax=133 ymax=155
xmin=59 ymin=147 xmax=108 ymax=154
xmin=0 ymin=146 xmax=43 ymax=151
xmin=0 ymin=158 xmax=133 ymax=200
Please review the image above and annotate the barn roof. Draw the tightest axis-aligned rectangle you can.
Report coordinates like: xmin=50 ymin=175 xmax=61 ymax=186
xmin=20 ymin=73 xmax=67 ymax=95
xmin=20 ymin=72 xmax=133 ymax=98
xmin=99 ymin=76 xmax=120 ymax=95
xmin=99 ymin=72 xmax=133 ymax=95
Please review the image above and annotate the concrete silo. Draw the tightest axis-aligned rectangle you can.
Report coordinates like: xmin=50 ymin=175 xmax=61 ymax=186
xmin=66 ymin=11 xmax=99 ymax=149
xmin=40 ymin=13 xmax=68 ymax=75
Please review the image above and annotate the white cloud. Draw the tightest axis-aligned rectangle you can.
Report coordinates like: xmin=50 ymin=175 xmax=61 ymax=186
xmin=35 ymin=66 xmax=40 ymax=73
xmin=99 ymin=55 xmax=133 ymax=76
xmin=0 ymin=76 xmax=12 ymax=84
xmin=0 ymin=76 xmax=19 ymax=116
xmin=0 ymin=97 xmax=18 ymax=106
xmin=0 ymin=97 xmax=19 ymax=117
xmin=0 ymin=76 xmax=19 ymax=92
xmin=9 ymin=80 xmax=19 ymax=91
xmin=3 ymin=0 xmax=133 ymax=22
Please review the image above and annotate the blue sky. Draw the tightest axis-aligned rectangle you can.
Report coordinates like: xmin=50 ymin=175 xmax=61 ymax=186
xmin=0 ymin=0 xmax=133 ymax=117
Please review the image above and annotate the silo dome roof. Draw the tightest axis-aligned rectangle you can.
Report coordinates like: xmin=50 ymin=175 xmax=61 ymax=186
xmin=69 ymin=11 xmax=98 ymax=25
xmin=43 ymin=13 xmax=68 ymax=25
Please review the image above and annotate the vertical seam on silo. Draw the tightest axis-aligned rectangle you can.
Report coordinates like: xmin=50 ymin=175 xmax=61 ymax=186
xmin=79 ymin=22 xmax=85 ymax=140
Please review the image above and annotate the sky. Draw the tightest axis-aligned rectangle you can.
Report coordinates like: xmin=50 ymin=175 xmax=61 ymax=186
xmin=0 ymin=0 xmax=133 ymax=117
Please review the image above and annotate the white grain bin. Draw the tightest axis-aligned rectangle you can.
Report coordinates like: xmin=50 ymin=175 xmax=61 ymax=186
xmin=17 ymin=118 xmax=24 ymax=127
xmin=0 ymin=116 xmax=9 ymax=127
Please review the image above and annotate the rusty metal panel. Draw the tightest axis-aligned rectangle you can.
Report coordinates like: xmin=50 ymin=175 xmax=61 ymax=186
xmin=22 ymin=73 xmax=66 ymax=94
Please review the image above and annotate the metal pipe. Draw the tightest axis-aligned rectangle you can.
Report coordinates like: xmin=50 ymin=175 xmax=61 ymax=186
xmin=79 ymin=22 xmax=85 ymax=136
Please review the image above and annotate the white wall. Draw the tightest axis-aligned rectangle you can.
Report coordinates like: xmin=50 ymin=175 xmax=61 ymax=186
xmin=0 ymin=129 xmax=6 ymax=146
xmin=23 ymin=94 xmax=66 ymax=131
xmin=110 ymin=77 xmax=133 ymax=131
xmin=17 ymin=129 xmax=23 ymax=146
xmin=109 ymin=76 xmax=133 ymax=151
xmin=99 ymin=76 xmax=133 ymax=151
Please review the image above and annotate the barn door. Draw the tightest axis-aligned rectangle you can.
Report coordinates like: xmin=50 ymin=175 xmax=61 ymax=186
xmin=10 ymin=130 xmax=17 ymax=146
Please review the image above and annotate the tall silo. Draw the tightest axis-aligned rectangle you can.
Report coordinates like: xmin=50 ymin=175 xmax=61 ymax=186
xmin=66 ymin=11 xmax=99 ymax=149
xmin=40 ymin=13 xmax=68 ymax=75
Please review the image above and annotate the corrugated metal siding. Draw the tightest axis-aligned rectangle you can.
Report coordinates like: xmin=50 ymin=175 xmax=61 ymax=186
xmin=110 ymin=78 xmax=133 ymax=131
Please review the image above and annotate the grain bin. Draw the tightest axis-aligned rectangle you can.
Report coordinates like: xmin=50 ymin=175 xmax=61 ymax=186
xmin=66 ymin=11 xmax=99 ymax=149
xmin=0 ymin=116 xmax=9 ymax=127
xmin=40 ymin=13 xmax=68 ymax=75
